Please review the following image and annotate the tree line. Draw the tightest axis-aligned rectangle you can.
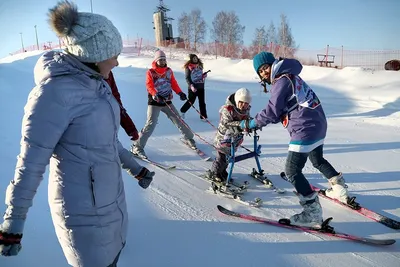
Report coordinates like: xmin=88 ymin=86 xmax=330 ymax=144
xmin=177 ymin=9 xmax=296 ymax=58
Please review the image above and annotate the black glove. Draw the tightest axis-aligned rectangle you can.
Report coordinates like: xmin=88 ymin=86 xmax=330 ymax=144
xmin=152 ymin=95 xmax=165 ymax=103
xmin=135 ymin=167 xmax=155 ymax=189
xmin=179 ymin=92 xmax=187 ymax=101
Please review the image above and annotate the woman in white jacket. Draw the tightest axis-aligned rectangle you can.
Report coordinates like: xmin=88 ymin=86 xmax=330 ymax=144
xmin=0 ymin=1 xmax=154 ymax=266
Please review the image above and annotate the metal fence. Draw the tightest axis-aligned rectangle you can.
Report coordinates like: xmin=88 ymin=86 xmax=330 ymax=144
xmin=9 ymin=38 xmax=400 ymax=71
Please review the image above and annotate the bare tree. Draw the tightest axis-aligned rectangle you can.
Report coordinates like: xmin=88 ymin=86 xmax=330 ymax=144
xmin=266 ymin=21 xmax=278 ymax=46
xmin=277 ymin=13 xmax=296 ymax=57
xmin=190 ymin=9 xmax=207 ymax=51
xmin=251 ymin=26 xmax=267 ymax=55
xmin=211 ymin=11 xmax=245 ymax=57
xmin=178 ymin=12 xmax=192 ymax=49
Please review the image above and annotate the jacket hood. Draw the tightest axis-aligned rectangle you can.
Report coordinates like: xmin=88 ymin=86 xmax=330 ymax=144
xmin=271 ymin=58 xmax=303 ymax=82
xmin=34 ymin=50 xmax=102 ymax=86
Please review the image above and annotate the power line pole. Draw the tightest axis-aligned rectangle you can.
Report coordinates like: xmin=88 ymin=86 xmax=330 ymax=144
xmin=34 ymin=25 xmax=39 ymax=50
xmin=19 ymin=32 xmax=25 ymax=52
xmin=90 ymin=0 xmax=93 ymax=13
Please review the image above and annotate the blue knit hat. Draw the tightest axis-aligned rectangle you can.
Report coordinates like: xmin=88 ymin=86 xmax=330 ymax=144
xmin=253 ymin=52 xmax=276 ymax=73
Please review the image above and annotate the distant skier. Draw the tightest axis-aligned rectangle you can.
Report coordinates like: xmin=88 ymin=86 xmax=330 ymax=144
xmin=241 ymin=51 xmax=349 ymax=228
xmin=205 ymin=88 xmax=252 ymax=182
xmin=180 ymin=53 xmax=209 ymax=121
xmin=130 ymin=50 xmax=196 ymax=159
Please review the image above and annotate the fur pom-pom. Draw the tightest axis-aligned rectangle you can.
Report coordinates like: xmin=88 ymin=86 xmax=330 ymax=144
xmin=47 ymin=0 xmax=79 ymax=37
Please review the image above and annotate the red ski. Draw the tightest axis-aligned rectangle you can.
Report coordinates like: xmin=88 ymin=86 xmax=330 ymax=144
xmin=217 ymin=205 xmax=395 ymax=246
xmin=280 ymin=172 xmax=400 ymax=230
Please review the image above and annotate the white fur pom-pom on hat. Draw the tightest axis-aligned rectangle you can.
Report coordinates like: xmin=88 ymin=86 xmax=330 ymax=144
xmin=47 ymin=0 xmax=122 ymax=63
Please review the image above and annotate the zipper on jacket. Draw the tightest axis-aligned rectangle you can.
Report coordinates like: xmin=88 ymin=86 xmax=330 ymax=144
xmin=90 ymin=166 xmax=96 ymax=206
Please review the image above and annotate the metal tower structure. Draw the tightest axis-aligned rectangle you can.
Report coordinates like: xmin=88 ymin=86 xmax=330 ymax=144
xmin=153 ymin=0 xmax=174 ymax=46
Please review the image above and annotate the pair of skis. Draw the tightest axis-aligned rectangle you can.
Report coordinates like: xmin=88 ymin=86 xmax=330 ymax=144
xmin=196 ymin=173 xmax=263 ymax=207
xmin=217 ymin=205 xmax=396 ymax=246
xmin=217 ymin=171 xmax=399 ymax=246
xmin=133 ymin=156 xmax=176 ymax=171
xmin=208 ymin=181 xmax=263 ymax=207
xmin=279 ymin=172 xmax=400 ymax=230
xmin=132 ymin=139 xmax=212 ymax=170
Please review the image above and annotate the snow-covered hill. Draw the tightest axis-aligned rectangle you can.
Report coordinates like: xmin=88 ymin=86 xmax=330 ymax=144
xmin=0 ymin=48 xmax=399 ymax=267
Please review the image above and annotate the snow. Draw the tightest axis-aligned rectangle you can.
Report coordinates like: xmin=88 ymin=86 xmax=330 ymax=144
xmin=0 ymin=48 xmax=399 ymax=267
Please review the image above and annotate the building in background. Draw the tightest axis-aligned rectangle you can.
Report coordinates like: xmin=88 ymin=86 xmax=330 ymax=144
xmin=152 ymin=0 xmax=183 ymax=47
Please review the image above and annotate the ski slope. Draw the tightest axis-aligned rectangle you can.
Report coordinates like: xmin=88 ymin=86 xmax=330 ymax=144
xmin=0 ymin=49 xmax=399 ymax=267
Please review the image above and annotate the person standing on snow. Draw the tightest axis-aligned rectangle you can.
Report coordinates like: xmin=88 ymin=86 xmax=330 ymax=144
xmin=106 ymin=71 xmax=140 ymax=141
xmin=180 ymin=54 xmax=208 ymax=121
xmin=130 ymin=50 xmax=196 ymax=159
xmin=205 ymin=88 xmax=252 ymax=182
xmin=240 ymin=51 xmax=349 ymax=228
xmin=0 ymin=1 xmax=154 ymax=266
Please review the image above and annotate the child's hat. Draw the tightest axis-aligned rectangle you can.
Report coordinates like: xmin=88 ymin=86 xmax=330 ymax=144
xmin=235 ymin=88 xmax=252 ymax=104
xmin=154 ymin=50 xmax=166 ymax=62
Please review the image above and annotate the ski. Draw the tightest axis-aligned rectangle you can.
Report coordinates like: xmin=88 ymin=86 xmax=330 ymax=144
xmin=132 ymin=154 xmax=176 ymax=171
xmin=210 ymin=183 xmax=263 ymax=207
xmin=280 ymin=172 xmax=400 ymax=230
xmin=217 ymin=205 xmax=396 ymax=246
xmin=249 ymin=168 xmax=285 ymax=194
xmin=195 ymin=148 xmax=213 ymax=161
xmin=197 ymin=173 xmax=249 ymax=191
xmin=180 ymin=138 xmax=212 ymax=161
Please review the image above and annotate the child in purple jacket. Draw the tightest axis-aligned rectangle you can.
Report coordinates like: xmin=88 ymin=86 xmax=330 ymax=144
xmin=240 ymin=51 xmax=349 ymax=228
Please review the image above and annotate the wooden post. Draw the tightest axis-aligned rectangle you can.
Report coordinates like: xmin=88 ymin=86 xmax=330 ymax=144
xmin=325 ymin=45 xmax=329 ymax=67
xmin=215 ymin=40 xmax=218 ymax=59
xmin=341 ymin=45 xmax=344 ymax=69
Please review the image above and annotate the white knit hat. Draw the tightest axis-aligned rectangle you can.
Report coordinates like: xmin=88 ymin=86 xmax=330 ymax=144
xmin=48 ymin=0 xmax=122 ymax=63
xmin=234 ymin=88 xmax=252 ymax=104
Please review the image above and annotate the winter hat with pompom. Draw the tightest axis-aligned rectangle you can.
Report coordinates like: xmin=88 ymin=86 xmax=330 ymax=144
xmin=48 ymin=0 xmax=122 ymax=63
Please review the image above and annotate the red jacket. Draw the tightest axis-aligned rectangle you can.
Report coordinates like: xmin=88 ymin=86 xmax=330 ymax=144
xmin=105 ymin=71 xmax=139 ymax=140
xmin=146 ymin=61 xmax=182 ymax=106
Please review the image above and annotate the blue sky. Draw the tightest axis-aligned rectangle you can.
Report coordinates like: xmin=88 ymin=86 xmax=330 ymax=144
xmin=1 ymin=0 xmax=399 ymax=58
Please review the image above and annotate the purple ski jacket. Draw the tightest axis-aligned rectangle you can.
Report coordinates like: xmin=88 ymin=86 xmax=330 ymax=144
xmin=255 ymin=58 xmax=327 ymax=153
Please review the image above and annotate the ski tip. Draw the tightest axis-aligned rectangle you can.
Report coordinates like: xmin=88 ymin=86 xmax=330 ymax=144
xmin=217 ymin=205 xmax=227 ymax=212
xmin=384 ymin=239 xmax=396 ymax=245
xmin=279 ymin=172 xmax=286 ymax=178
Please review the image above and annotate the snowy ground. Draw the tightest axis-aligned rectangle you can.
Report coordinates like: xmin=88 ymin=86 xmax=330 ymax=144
xmin=0 ymin=49 xmax=399 ymax=267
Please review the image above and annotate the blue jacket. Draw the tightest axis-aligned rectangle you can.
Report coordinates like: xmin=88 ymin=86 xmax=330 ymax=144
xmin=255 ymin=58 xmax=327 ymax=152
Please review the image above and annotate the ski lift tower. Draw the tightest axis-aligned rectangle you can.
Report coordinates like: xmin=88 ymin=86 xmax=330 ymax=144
xmin=152 ymin=0 xmax=174 ymax=47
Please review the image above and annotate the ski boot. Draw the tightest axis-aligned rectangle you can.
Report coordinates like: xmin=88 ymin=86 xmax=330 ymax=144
xmin=289 ymin=191 xmax=323 ymax=228
xmin=130 ymin=145 xmax=147 ymax=159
